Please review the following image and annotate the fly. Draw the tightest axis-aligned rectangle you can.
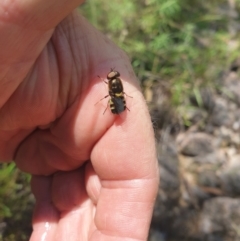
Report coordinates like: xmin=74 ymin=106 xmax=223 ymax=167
xmin=95 ymin=69 xmax=132 ymax=114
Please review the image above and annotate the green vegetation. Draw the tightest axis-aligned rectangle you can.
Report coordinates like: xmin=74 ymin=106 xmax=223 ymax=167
xmin=0 ymin=164 xmax=33 ymax=241
xmin=81 ymin=0 xmax=240 ymax=106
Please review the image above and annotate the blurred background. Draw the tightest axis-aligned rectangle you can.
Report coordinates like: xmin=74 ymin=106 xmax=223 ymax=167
xmin=1 ymin=0 xmax=240 ymax=240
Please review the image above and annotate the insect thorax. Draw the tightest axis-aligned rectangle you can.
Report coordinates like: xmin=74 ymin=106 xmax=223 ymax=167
xmin=109 ymin=78 xmax=123 ymax=95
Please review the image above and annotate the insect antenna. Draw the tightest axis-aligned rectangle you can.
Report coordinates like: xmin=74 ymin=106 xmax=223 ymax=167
xmin=98 ymin=75 xmax=108 ymax=84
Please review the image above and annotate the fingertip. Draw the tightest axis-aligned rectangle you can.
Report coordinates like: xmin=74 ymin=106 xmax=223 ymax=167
xmin=51 ymin=168 xmax=88 ymax=212
xmin=85 ymin=162 xmax=101 ymax=205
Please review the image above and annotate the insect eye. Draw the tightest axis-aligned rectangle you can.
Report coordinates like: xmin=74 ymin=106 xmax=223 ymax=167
xmin=107 ymin=72 xmax=115 ymax=79
xmin=107 ymin=71 xmax=120 ymax=80
xmin=114 ymin=71 xmax=120 ymax=77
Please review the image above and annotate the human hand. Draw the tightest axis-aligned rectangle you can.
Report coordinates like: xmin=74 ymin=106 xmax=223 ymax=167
xmin=0 ymin=0 xmax=159 ymax=240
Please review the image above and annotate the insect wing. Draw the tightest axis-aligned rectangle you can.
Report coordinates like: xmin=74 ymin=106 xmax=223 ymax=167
xmin=111 ymin=96 xmax=126 ymax=114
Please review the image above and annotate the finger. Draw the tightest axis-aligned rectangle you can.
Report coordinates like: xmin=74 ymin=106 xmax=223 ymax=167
xmin=31 ymin=169 xmax=97 ymax=241
xmin=0 ymin=0 xmax=84 ymax=107
xmin=85 ymin=162 xmax=101 ymax=205
xmin=0 ymin=129 xmax=33 ymax=162
xmin=51 ymin=168 xmax=88 ymax=212
xmin=30 ymin=175 xmax=59 ymax=241
xmin=51 ymin=168 xmax=96 ymax=241
xmin=90 ymin=84 xmax=159 ymax=240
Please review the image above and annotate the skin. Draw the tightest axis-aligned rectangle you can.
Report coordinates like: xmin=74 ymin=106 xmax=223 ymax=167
xmin=0 ymin=0 xmax=159 ymax=240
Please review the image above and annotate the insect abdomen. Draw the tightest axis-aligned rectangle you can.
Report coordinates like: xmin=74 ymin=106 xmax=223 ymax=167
xmin=109 ymin=95 xmax=126 ymax=114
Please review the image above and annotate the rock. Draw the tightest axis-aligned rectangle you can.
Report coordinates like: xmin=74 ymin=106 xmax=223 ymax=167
xmin=198 ymin=170 xmax=221 ymax=190
xmin=149 ymin=59 xmax=240 ymax=241
xmin=200 ymin=197 xmax=240 ymax=240
xmin=153 ymin=140 xmax=181 ymax=223
xmin=204 ymin=124 xmax=215 ymax=135
xmin=209 ymin=97 xmax=235 ymax=127
xmin=158 ymin=141 xmax=180 ymax=192
xmin=148 ymin=229 xmax=166 ymax=241
xmin=218 ymin=154 xmax=240 ymax=196
xmin=212 ymin=125 xmax=240 ymax=148
xmin=223 ymin=71 xmax=240 ymax=106
xmin=178 ymin=133 xmax=214 ymax=156
xmin=151 ymin=106 xmax=180 ymax=137
xmin=193 ymin=151 xmax=226 ymax=164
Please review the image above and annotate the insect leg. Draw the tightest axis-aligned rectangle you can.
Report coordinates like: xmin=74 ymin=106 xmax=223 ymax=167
xmin=103 ymin=103 xmax=109 ymax=115
xmin=94 ymin=95 xmax=109 ymax=105
xmin=123 ymin=92 xmax=133 ymax=98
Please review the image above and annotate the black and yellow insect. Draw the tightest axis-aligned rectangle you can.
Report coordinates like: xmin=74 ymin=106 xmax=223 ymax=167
xmin=96 ymin=69 xmax=132 ymax=114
